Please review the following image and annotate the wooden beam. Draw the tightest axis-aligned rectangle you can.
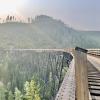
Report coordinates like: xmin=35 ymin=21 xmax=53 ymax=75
xmin=55 ymin=59 xmax=75 ymax=100
xmin=75 ymin=47 xmax=89 ymax=100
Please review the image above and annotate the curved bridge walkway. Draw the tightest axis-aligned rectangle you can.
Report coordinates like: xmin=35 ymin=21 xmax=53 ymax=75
xmin=55 ymin=48 xmax=100 ymax=100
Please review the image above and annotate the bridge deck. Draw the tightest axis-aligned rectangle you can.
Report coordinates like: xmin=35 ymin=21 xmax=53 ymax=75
xmin=55 ymin=49 xmax=100 ymax=100
xmin=87 ymin=55 xmax=100 ymax=99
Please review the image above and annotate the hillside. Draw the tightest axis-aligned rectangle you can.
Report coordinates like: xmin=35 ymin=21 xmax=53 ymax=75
xmin=0 ymin=15 xmax=100 ymax=49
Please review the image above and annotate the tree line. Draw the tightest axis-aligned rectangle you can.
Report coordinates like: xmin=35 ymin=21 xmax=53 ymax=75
xmin=0 ymin=50 xmax=71 ymax=100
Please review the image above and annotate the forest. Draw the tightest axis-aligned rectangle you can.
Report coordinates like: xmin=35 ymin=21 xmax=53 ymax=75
xmin=0 ymin=15 xmax=100 ymax=49
xmin=0 ymin=50 xmax=72 ymax=100
xmin=0 ymin=15 xmax=98 ymax=100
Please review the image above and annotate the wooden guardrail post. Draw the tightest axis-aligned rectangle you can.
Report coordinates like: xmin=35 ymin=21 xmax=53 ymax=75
xmin=75 ymin=47 xmax=89 ymax=100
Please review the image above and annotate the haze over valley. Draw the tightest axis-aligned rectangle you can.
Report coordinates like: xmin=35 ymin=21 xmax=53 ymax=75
xmin=0 ymin=15 xmax=99 ymax=49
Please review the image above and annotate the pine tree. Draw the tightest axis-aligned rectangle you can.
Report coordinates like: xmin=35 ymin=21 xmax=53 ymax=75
xmin=0 ymin=85 xmax=6 ymax=100
xmin=14 ymin=87 xmax=22 ymax=100
xmin=8 ymin=91 xmax=13 ymax=100
xmin=24 ymin=80 xmax=41 ymax=100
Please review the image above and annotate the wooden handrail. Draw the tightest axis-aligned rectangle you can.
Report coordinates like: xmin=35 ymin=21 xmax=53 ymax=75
xmin=88 ymin=49 xmax=100 ymax=56
xmin=55 ymin=59 xmax=75 ymax=100
xmin=75 ymin=47 xmax=89 ymax=100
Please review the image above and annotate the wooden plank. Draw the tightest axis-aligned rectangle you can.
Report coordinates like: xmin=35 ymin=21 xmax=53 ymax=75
xmin=87 ymin=49 xmax=100 ymax=56
xmin=87 ymin=60 xmax=100 ymax=99
xmin=75 ymin=49 xmax=89 ymax=100
xmin=0 ymin=48 xmax=73 ymax=52
xmin=55 ymin=59 xmax=75 ymax=100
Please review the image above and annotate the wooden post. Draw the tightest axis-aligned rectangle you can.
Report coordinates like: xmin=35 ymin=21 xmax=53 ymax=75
xmin=75 ymin=47 xmax=89 ymax=100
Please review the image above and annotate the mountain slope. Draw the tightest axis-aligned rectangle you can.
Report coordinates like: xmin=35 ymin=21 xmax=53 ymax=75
xmin=0 ymin=15 xmax=100 ymax=49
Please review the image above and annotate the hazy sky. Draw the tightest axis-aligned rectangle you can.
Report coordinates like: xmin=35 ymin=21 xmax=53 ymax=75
xmin=0 ymin=0 xmax=99 ymax=31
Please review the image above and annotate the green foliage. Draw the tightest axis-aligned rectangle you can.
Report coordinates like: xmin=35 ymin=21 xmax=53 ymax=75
xmin=24 ymin=80 xmax=41 ymax=100
xmin=0 ymin=85 xmax=6 ymax=100
xmin=0 ymin=51 xmax=68 ymax=100
xmin=14 ymin=87 xmax=22 ymax=100
xmin=0 ymin=15 xmax=100 ymax=49
xmin=8 ymin=91 xmax=13 ymax=100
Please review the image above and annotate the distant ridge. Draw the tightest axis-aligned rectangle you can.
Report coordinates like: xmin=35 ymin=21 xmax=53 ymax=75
xmin=0 ymin=15 xmax=100 ymax=49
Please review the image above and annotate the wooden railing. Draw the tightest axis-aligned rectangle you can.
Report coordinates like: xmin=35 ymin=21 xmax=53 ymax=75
xmin=55 ymin=47 xmax=97 ymax=100
xmin=88 ymin=49 xmax=100 ymax=56
xmin=55 ymin=58 xmax=75 ymax=100
xmin=75 ymin=47 xmax=89 ymax=100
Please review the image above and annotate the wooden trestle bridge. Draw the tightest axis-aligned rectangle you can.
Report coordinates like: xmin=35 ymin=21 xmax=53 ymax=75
xmin=2 ymin=47 xmax=100 ymax=100
xmin=55 ymin=47 xmax=100 ymax=100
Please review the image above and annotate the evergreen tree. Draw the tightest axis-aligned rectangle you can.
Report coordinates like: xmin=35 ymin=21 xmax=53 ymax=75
xmin=10 ymin=16 xmax=12 ymax=21
xmin=8 ymin=91 xmax=13 ymax=100
xmin=14 ymin=87 xmax=22 ymax=100
xmin=0 ymin=85 xmax=6 ymax=100
xmin=6 ymin=15 xmax=10 ymax=22
xmin=24 ymin=80 xmax=41 ymax=100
